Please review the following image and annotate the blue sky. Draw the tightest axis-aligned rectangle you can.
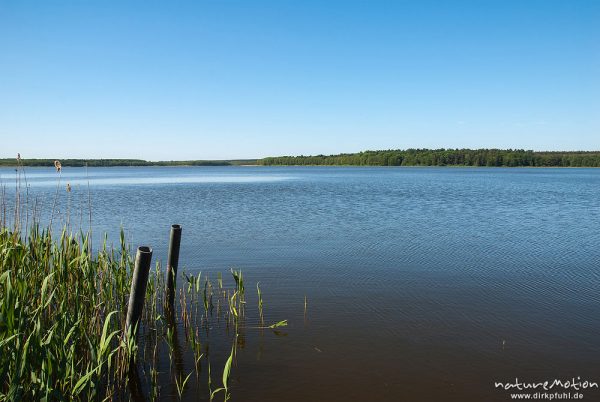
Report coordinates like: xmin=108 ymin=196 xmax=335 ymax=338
xmin=1 ymin=0 xmax=598 ymax=160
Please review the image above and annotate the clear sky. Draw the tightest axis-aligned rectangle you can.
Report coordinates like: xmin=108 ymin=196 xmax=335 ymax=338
xmin=1 ymin=0 xmax=598 ymax=160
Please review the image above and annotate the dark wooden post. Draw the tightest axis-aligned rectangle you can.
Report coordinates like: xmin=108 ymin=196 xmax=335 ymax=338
xmin=125 ymin=246 xmax=153 ymax=338
xmin=166 ymin=224 xmax=182 ymax=310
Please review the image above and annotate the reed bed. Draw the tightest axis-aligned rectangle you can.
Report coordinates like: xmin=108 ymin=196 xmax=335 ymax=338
xmin=0 ymin=162 xmax=286 ymax=401
xmin=1 ymin=226 xmax=135 ymax=400
xmin=0 ymin=224 xmax=287 ymax=401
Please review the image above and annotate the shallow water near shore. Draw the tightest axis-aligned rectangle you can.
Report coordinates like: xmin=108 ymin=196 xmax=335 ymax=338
xmin=2 ymin=166 xmax=599 ymax=401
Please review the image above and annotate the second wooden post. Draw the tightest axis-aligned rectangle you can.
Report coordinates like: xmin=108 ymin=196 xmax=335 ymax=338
xmin=166 ymin=224 xmax=182 ymax=311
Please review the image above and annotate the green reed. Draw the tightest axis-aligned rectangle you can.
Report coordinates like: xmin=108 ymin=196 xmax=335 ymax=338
xmin=0 ymin=224 xmax=285 ymax=401
xmin=0 ymin=226 xmax=134 ymax=400
xmin=256 ymin=282 xmax=264 ymax=326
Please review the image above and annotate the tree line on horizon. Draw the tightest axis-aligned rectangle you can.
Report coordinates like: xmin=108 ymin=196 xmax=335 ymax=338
xmin=0 ymin=158 xmax=249 ymax=167
xmin=2 ymin=150 xmax=600 ymax=168
xmin=259 ymin=149 xmax=600 ymax=167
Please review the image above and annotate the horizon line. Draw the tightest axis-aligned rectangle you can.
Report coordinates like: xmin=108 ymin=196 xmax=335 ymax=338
xmin=2 ymin=148 xmax=600 ymax=162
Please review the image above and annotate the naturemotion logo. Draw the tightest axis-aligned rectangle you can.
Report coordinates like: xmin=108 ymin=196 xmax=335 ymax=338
xmin=495 ymin=377 xmax=598 ymax=400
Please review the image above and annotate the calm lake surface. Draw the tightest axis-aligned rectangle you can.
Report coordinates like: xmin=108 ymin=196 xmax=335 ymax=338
xmin=2 ymin=166 xmax=599 ymax=401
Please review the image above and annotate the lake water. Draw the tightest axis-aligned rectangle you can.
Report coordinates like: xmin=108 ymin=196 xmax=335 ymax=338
xmin=1 ymin=166 xmax=599 ymax=401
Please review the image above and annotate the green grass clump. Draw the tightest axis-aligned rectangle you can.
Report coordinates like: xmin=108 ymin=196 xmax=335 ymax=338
xmin=0 ymin=226 xmax=134 ymax=400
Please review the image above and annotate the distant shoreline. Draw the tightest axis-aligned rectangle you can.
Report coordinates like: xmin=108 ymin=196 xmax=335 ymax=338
xmin=0 ymin=158 xmax=257 ymax=168
xmin=2 ymin=149 xmax=600 ymax=168
xmin=1 ymin=164 xmax=598 ymax=169
xmin=260 ymin=149 xmax=600 ymax=168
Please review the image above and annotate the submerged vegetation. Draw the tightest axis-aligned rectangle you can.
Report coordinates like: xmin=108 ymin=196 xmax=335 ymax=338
xmin=260 ymin=149 xmax=600 ymax=167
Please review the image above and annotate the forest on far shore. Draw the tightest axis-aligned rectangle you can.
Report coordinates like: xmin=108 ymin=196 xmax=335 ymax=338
xmin=259 ymin=149 xmax=600 ymax=167
xmin=0 ymin=159 xmax=255 ymax=167
xmin=2 ymin=149 xmax=599 ymax=168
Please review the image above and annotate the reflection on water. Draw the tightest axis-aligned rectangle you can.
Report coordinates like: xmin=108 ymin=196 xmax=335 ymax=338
xmin=1 ymin=167 xmax=294 ymax=186
xmin=1 ymin=166 xmax=599 ymax=401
